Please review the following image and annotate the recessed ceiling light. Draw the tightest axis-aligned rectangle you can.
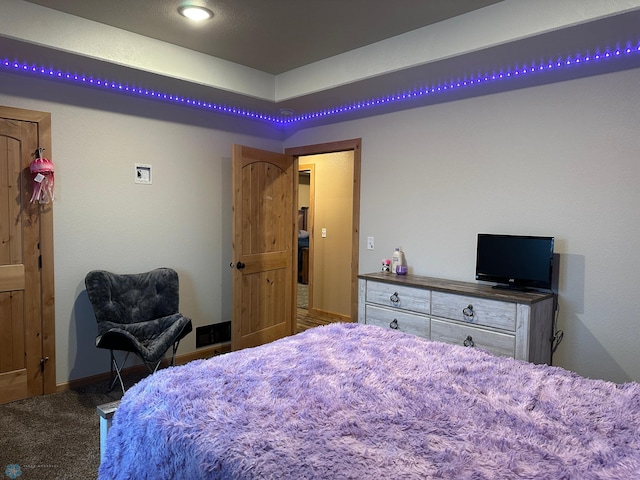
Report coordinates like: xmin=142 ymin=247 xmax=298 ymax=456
xmin=178 ymin=5 xmax=213 ymax=22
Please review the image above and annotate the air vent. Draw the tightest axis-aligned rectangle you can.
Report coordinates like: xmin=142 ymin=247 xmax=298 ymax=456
xmin=196 ymin=321 xmax=231 ymax=348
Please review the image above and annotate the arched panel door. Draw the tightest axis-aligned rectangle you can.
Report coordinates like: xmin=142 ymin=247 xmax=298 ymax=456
xmin=231 ymin=145 xmax=296 ymax=350
xmin=0 ymin=106 xmax=55 ymax=404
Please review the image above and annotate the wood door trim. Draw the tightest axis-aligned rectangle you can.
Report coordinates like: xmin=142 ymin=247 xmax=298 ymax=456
xmin=298 ymin=163 xmax=315 ymax=313
xmin=285 ymin=138 xmax=361 ymax=322
xmin=0 ymin=105 xmax=56 ymax=395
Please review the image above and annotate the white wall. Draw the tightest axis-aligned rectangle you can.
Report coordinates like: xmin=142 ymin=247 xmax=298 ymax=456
xmin=3 ymin=59 xmax=640 ymax=385
xmin=285 ymin=66 xmax=640 ymax=384
xmin=0 ymin=72 xmax=282 ymax=384
xmin=307 ymin=151 xmax=354 ymax=317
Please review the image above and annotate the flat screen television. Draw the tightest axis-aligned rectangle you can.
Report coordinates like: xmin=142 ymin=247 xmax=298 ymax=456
xmin=475 ymin=234 xmax=554 ymax=291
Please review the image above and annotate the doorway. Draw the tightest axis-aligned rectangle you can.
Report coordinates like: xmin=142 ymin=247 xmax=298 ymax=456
xmin=286 ymin=139 xmax=361 ymax=326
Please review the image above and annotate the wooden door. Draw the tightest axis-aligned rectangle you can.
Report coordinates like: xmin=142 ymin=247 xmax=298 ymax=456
xmin=231 ymin=145 xmax=296 ymax=350
xmin=0 ymin=107 xmax=55 ymax=404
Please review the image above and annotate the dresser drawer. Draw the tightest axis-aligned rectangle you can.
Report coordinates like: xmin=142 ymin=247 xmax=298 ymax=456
xmin=431 ymin=291 xmax=516 ymax=331
xmin=364 ymin=305 xmax=430 ymax=339
xmin=365 ymin=281 xmax=430 ymax=314
xmin=431 ymin=319 xmax=515 ymax=358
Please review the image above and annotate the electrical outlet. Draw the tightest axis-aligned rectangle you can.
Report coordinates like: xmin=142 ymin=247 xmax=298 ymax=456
xmin=367 ymin=237 xmax=374 ymax=250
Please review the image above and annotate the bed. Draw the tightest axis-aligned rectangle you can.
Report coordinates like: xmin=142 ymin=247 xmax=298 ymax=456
xmin=98 ymin=323 xmax=640 ymax=479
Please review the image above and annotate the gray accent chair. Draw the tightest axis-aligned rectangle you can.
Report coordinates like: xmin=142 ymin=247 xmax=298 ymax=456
xmin=85 ymin=267 xmax=193 ymax=393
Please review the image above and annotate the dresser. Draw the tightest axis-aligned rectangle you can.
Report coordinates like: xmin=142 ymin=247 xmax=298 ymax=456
xmin=358 ymin=272 xmax=556 ymax=364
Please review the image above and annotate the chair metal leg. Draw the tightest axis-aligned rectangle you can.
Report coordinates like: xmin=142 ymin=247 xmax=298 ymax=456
xmin=107 ymin=340 xmax=184 ymax=394
xmin=147 ymin=340 xmax=180 ymax=374
xmin=108 ymin=351 xmax=129 ymax=395
xmin=170 ymin=341 xmax=180 ymax=366
xmin=149 ymin=359 xmax=163 ymax=374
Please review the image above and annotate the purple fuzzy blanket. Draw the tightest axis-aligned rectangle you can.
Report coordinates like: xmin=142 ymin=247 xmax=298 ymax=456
xmin=99 ymin=323 xmax=640 ymax=479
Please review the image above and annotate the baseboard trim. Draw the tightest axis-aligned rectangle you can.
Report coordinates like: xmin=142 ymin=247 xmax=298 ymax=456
xmin=307 ymin=307 xmax=350 ymax=322
xmin=56 ymin=342 xmax=232 ymax=393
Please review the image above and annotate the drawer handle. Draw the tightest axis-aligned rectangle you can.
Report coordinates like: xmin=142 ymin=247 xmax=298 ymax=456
xmin=389 ymin=319 xmax=399 ymax=330
xmin=390 ymin=292 xmax=400 ymax=305
xmin=462 ymin=304 xmax=474 ymax=320
xmin=463 ymin=335 xmax=475 ymax=348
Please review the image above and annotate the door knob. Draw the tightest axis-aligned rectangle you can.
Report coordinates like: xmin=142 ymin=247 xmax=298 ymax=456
xmin=236 ymin=262 xmax=245 ymax=270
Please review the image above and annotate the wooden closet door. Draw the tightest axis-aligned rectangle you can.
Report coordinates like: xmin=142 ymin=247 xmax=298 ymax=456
xmin=0 ymin=107 xmax=55 ymax=404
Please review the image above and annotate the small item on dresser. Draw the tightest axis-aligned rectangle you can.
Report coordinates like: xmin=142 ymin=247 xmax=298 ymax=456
xmin=396 ymin=264 xmax=408 ymax=275
xmin=392 ymin=247 xmax=406 ymax=273
xmin=381 ymin=259 xmax=391 ymax=273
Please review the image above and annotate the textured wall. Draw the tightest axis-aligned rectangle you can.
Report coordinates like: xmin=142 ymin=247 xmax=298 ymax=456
xmin=286 ymin=66 xmax=640 ymax=384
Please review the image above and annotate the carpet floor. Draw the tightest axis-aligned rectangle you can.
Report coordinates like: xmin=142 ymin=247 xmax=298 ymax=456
xmin=0 ymin=372 xmax=147 ymax=480
xmin=297 ymin=282 xmax=308 ymax=309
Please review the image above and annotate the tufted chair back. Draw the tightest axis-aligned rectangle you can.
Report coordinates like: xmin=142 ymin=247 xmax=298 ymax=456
xmin=84 ymin=267 xmax=193 ymax=393
xmin=85 ymin=268 xmax=179 ymax=329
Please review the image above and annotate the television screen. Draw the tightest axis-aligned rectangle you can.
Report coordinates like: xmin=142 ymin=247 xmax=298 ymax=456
xmin=475 ymin=234 xmax=554 ymax=291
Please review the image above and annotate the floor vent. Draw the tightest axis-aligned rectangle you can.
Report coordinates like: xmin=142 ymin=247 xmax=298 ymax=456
xmin=196 ymin=321 xmax=231 ymax=348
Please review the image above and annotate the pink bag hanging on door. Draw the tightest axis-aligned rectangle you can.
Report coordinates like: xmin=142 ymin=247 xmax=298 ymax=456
xmin=29 ymin=147 xmax=55 ymax=204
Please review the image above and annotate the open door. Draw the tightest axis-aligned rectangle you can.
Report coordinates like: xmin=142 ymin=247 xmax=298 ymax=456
xmin=231 ymin=145 xmax=296 ymax=350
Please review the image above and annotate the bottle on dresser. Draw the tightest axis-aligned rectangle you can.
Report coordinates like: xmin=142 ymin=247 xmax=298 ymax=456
xmin=391 ymin=247 xmax=407 ymax=274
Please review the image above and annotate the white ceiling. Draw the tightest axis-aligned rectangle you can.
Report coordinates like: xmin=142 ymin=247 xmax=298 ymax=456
xmin=22 ymin=0 xmax=504 ymax=75
xmin=4 ymin=1 xmax=640 ymax=130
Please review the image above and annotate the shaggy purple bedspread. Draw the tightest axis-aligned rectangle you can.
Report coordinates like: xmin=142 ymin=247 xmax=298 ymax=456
xmin=99 ymin=323 xmax=640 ymax=479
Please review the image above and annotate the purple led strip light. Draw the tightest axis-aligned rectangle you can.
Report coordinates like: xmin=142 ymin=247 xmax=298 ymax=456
xmin=2 ymin=44 xmax=639 ymax=125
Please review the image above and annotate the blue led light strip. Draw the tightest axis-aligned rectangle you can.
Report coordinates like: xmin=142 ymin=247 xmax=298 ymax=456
xmin=281 ymin=44 xmax=640 ymax=125
xmin=2 ymin=44 xmax=640 ymax=126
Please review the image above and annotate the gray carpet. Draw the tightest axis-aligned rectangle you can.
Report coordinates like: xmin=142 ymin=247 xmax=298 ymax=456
xmin=297 ymin=282 xmax=308 ymax=308
xmin=0 ymin=373 xmax=147 ymax=480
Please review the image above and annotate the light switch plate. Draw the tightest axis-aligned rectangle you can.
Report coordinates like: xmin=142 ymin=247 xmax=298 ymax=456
xmin=135 ymin=164 xmax=152 ymax=184
xmin=367 ymin=237 xmax=374 ymax=250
